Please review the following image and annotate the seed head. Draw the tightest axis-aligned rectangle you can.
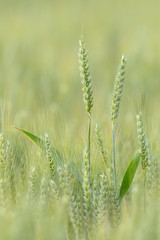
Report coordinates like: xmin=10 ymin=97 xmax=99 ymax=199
xmin=79 ymin=39 xmax=93 ymax=117
xmin=111 ymin=56 xmax=127 ymax=125
xmin=136 ymin=112 xmax=148 ymax=171
xmin=82 ymin=147 xmax=91 ymax=232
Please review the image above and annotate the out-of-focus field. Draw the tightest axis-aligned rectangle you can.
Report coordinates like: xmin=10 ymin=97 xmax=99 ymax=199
xmin=1 ymin=0 xmax=160 ymax=153
xmin=1 ymin=0 xmax=160 ymax=165
xmin=0 ymin=0 xmax=160 ymax=239
xmin=1 ymin=0 xmax=160 ymax=125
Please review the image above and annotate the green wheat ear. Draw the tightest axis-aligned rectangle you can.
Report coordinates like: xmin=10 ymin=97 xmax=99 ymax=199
xmin=82 ymin=147 xmax=92 ymax=235
xmin=136 ymin=112 xmax=149 ymax=173
xmin=0 ymin=133 xmax=6 ymax=177
xmin=95 ymin=123 xmax=107 ymax=166
xmin=95 ymin=123 xmax=112 ymax=184
xmin=136 ymin=112 xmax=149 ymax=209
xmin=111 ymin=56 xmax=127 ymax=126
xmin=79 ymin=39 xmax=93 ymax=118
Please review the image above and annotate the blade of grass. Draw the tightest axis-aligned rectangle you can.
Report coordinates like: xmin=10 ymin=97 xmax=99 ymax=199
xmin=119 ymin=151 xmax=141 ymax=201
xmin=15 ymin=127 xmax=44 ymax=148
xmin=15 ymin=127 xmax=63 ymax=162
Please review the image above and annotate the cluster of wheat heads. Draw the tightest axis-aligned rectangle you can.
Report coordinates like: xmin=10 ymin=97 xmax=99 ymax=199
xmin=0 ymin=39 xmax=160 ymax=240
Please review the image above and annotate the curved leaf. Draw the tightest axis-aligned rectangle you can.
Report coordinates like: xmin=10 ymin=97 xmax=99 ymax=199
xmin=15 ymin=127 xmax=63 ymax=162
xmin=119 ymin=151 xmax=141 ymax=201
xmin=15 ymin=128 xmax=44 ymax=148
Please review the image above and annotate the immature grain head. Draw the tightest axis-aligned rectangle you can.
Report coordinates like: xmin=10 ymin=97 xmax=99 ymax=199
xmin=45 ymin=133 xmax=55 ymax=179
xmin=95 ymin=123 xmax=112 ymax=183
xmin=79 ymin=39 xmax=93 ymax=118
xmin=69 ymin=194 xmax=80 ymax=238
xmin=0 ymin=133 xmax=5 ymax=164
xmin=0 ymin=133 xmax=6 ymax=177
xmin=95 ymin=123 xmax=106 ymax=163
xmin=50 ymin=179 xmax=59 ymax=202
xmin=111 ymin=56 xmax=127 ymax=127
xmin=98 ymin=173 xmax=108 ymax=225
xmin=82 ymin=147 xmax=92 ymax=232
xmin=92 ymin=179 xmax=99 ymax=227
xmin=136 ymin=112 xmax=148 ymax=172
xmin=28 ymin=167 xmax=38 ymax=205
xmin=40 ymin=177 xmax=47 ymax=208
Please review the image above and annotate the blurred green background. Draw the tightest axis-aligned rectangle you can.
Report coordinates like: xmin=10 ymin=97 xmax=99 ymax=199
xmin=0 ymin=0 xmax=160 ymax=161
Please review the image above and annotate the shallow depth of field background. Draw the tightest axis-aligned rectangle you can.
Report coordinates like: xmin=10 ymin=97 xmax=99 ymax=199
xmin=1 ymin=0 xmax=160 ymax=166
xmin=0 ymin=0 xmax=160 ymax=239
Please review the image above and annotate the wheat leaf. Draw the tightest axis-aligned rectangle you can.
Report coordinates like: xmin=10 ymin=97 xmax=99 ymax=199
xmin=119 ymin=151 xmax=141 ymax=201
xmin=15 ymin=127 xmax=63 ymax=162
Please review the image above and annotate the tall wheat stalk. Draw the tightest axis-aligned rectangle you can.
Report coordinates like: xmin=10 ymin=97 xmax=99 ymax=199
xmin=111 ymin=56 xmax=127 ymax=190
xmin=79 ymin=39 xmax=93 ymax=168
xmin=136 ymin=112 xmax=149 ymax=208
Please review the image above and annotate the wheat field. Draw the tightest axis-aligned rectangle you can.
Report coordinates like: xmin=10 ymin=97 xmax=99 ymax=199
xmin=0 ymin=0 xmax=160 ymax=239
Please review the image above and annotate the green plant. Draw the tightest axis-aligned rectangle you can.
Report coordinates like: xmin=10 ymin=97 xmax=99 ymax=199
xmin=136 ymin=112 xmax=149 ymax=175
xmin=79 ymin=39 xmax=93 ymax=169
xmin=82 ymin=147 xmax=92 ymax=236
xmin=95 ymin=123 xmax=113 ymax=185
xmin=10 ymin=39 xmax=159 ymax=240
xmin=111 ymin=56 xmax=127 ymax=191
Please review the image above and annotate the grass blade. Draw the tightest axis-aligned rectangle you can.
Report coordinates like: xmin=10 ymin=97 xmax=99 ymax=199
xmin=15 ymin=127 xmax=63 ymax=162
xmin=15 ymin=127 xmax=44 ymax=148
xmin=119 ymin=151 xmax=141 ymax=201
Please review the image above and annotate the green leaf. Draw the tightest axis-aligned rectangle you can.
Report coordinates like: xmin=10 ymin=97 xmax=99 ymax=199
xmin=15 ymin=128 xmax=63 ymax=162
xmin=119 ymin=151 xmax=141 ymax=201
xmin=15 ymin=128 xmax=44 ymax=148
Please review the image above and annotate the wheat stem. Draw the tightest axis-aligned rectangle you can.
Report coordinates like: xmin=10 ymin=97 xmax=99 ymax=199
xmin=88 ymin=117 xmax=91 ymax=168
xmin=144 ymin=177 xmax=146 ymax=212
xmin=112 ymin=124 xmax=116 ymax=191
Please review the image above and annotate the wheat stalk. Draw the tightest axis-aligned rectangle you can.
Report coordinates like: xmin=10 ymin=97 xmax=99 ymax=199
xmin=79 ymin=39 xmax=93 ymax=169
xmin=111 ymin=56 xmax=127 ymax=190
xmin=136 ymin=112 xmax=150 ymax=209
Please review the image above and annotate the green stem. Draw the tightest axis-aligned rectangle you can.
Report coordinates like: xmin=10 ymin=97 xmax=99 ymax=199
xmin=144 ymin=176 xmax=146 ymax=212
xmin=112 ymin=123 xmax=117 ymax=191
xmin=88 ymin=117 xmax=91 ymax=168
